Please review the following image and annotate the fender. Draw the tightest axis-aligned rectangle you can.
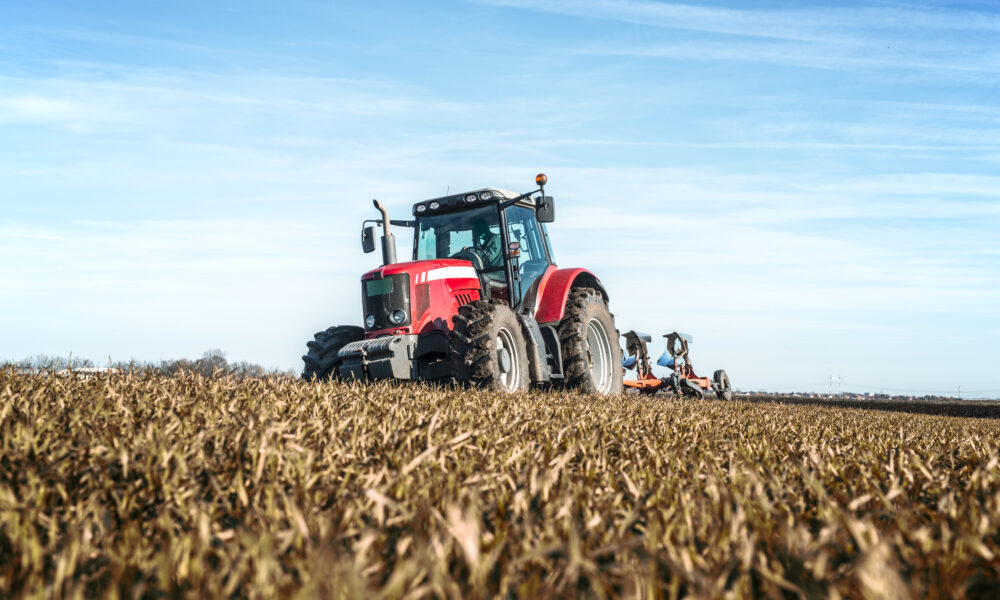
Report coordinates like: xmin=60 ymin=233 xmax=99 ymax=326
xmin=533 ymin=267 xmax=609 ymax=325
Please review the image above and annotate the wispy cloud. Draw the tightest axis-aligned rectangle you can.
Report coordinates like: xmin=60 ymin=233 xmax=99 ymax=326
xmin=475 ymin=0 xmax=1000 ymax=40
xmin=0 ymin=95 xmax=96 ymax=124
xmin=477 ymin=0 xmax=1000 ymax=76
xmin=567 ymin=39 xmax=1000 ymax=76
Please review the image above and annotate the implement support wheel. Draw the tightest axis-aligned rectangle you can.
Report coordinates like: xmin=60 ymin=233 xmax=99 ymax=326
xmin=713 ymin=369 xmax=733 ymax=401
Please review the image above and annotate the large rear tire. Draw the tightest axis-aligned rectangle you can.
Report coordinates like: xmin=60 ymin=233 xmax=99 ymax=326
xmin=450 ymin=300 xmax=530 ymax=392
xmin=301 ymin=325 xmax=364 ymax=380
xmin=557 ymin=288 xmax=624 ymax=395
xmin=713 ymin=369 xmax=733 ymax=401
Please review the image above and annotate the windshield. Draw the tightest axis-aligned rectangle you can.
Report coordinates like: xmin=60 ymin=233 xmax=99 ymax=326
xmin=415 ymin=205 xmax=501 ymax=264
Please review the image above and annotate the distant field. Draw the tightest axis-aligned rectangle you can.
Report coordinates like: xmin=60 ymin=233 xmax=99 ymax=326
xmin=2 ymin=370 xmax=999 ymax=598
xmin=737 ymin=393 xmax=1000 ymax=419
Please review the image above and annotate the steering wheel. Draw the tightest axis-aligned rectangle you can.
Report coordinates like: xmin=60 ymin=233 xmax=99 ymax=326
xmin=451 ymin=248 xmax=485 ymax=271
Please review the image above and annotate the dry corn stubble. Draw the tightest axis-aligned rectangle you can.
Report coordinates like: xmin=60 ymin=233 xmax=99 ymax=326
xmin=1 ymin=367 xmax=999 ymax=598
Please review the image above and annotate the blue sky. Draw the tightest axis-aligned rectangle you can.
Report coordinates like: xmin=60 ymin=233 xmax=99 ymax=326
xmin=2 ymin=1 xmax=999 ymax=396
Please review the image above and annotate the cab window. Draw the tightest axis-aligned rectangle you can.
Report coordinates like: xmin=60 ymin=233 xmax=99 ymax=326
xmin=415 ymin=204 xmax=509 ymax=302
xmin=415 ymin=205 xmax=499 ymax=260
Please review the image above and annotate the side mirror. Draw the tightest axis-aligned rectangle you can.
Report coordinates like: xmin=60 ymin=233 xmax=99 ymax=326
xmin=536 ymin=196 xmax=555 ymax=223
xmin=362 ymin=226 xmax=376 ymax=253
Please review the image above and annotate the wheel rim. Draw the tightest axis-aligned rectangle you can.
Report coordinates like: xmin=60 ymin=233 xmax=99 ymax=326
xmin=586 ymin=318 xmax=613 ymax=394
xmin=496 ymin=327 xmax=521 ymax=391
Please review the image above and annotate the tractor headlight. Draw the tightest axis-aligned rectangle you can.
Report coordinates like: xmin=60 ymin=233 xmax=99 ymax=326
xmin=415 ymin=204 xmax=427 ymax=213
xmin=365 ymin=314 xmax=376 ymax=328
xmin=479 ymin=191 xmax=493 ymax=200
xmin=390 ymin=309 xmax=407 ymax=325
xmin=428 ymin=201 xmax=440 ymax=210
xmin=465 ymin=194 xmax=477 ymax=203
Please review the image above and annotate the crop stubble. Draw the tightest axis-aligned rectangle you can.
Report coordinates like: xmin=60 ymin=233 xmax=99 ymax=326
xmin=1 ymin=368 xmax=998 ymax=598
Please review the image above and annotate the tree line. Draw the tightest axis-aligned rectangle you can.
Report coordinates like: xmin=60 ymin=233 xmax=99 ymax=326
xmin=5 ymin=349 xmax=286 ymax=378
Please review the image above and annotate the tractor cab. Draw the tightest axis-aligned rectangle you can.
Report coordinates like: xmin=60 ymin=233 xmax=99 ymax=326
xmin=410 ymin=187 xmax=555 ymax=307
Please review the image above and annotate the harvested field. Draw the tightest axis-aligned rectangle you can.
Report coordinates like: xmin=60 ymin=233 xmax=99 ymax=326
xmin=2 ymin=369 xmax=999 ymax=598
xmin=737 ymin=394 xmax=1000 ymax=420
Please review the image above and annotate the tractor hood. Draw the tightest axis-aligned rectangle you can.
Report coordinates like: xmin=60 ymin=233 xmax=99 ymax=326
xmin=360 ymin=258 xmax=482 ymax=338
xmin=361 ymin=258 xmax=479 ymax=285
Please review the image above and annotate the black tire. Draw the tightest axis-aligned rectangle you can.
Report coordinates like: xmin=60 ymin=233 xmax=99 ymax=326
xmin=301 ymin=325 xmax=364 ymax=380
xmin=557 ymin=288 xmax=624 ymax=395
xmin=450 ymin=300 xmax=530 ymax=392
xmin=713 ymin=369 xmax=733 ymax=401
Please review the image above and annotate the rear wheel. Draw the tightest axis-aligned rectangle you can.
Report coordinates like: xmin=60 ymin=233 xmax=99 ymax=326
xmin=450 ymin=300 xmax=530 ymax=392
xmin=301 ymin=325 xmax=364 ymax=380
xmin=557 ymin=288 xmax=624 ymax=395
xmin=713 ymin=369 xmax=733 ymax=401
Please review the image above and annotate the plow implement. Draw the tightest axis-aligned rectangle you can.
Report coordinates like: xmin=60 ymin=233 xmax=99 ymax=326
xmin=622 ymin=330 xmax=732 ymax=400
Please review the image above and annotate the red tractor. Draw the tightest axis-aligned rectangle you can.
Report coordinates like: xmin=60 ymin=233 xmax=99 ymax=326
xmin=302 ymin=174 xmax=623 ymax=395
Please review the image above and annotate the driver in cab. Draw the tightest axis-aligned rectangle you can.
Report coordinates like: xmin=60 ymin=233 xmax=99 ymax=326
xmin=471 ymin=219 xmax=503 ymax=271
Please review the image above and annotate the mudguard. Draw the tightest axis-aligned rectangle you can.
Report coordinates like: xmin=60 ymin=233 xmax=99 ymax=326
xmin=532 ymin=267 xmax=609 ymax=325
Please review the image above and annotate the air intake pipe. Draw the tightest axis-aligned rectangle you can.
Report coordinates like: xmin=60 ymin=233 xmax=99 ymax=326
xmin=373 ymin=200 xmax=397 ymax=265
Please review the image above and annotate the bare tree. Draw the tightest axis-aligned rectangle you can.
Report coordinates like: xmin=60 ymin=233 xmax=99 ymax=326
xmin=9 ymin=350 xmax=274 ymax=378
xmin=13 ymin=354 xmax=95 ymax=370
xmin=195 ymin=349 xmax=229 ymax=376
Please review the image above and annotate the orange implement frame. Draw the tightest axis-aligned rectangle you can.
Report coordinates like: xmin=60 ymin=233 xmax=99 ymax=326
xmin=622 ymin=370 xmax=713 ymax=395
xmin=623 ymin=372 xmax=667 ymax=394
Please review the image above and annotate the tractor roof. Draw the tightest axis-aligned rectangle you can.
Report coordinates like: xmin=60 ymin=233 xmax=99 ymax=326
xmin=411 ymin=187 xmax=531 ymax=217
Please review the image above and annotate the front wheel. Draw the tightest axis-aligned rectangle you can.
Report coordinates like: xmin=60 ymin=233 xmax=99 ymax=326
xmin=450 ymin=300 xmax=530 ymax=392
xmin=301 ymin=325 xmax=364 ymax=380
xmin=557 ymin=288 xmax=624 ymax=395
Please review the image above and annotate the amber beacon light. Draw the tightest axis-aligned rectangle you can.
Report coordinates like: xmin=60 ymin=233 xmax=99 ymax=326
xmin=535 ymin=173 xmax=548 ymax=186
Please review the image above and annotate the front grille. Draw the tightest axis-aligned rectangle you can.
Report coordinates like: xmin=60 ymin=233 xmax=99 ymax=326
xmin=362 ymin=274 xmax=411 ymax=330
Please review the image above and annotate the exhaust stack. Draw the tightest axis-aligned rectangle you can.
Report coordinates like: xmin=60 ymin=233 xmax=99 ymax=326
xmin=373 ymin=200 xmax=397 ymax=266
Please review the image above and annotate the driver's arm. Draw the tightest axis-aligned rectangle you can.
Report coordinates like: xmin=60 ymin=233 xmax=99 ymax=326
xmin=481 ymin=233 xmax=503 ymax=267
